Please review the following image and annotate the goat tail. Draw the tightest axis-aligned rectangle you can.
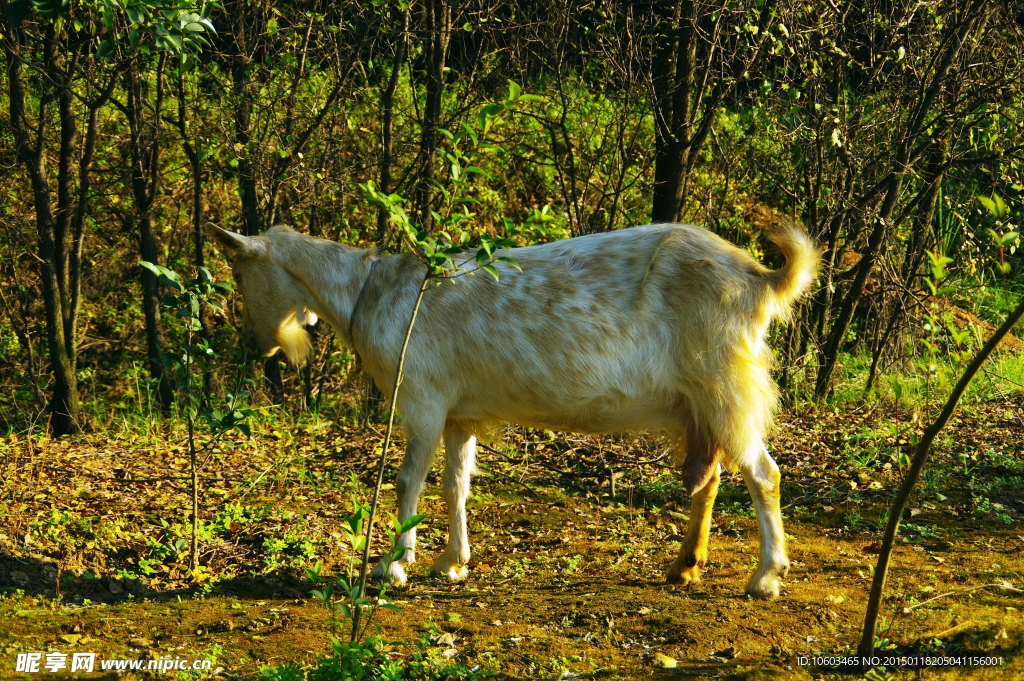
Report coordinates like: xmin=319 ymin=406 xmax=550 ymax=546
xmin=762 ymin=221 xmax=820 ymax=316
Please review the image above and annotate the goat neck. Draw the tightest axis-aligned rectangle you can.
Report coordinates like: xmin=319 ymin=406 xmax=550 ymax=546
xmin=269 ymin=227 xmax=377 ymax=343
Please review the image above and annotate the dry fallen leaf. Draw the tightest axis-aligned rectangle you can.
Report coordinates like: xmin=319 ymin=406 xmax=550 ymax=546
xmin=655 ymin=652 xmax=678 ymax=668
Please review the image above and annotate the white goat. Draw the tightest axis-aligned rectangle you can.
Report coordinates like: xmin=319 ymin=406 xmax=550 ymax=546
xmin=208 ymin=221 xmax=818 ymax=598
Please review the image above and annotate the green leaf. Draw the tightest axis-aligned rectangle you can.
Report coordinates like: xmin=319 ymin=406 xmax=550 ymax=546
xmin=7 ymin=0 xmax=31 ymax=29
xmin=506 ymin=80 xmax=521 ymax=101
xmin=460 ymin=122 xmax=479 ymax=148
xmin=889 ymin=377 xmax=903 ymax=402
xmin=401 ymin=514 xmax=426 ymax=532
xmin=493 ymin=256 xmax=521 ymax=272
xmin=95 ymin=39 xmax=114 ymax=59
xmin=477 ymin=102 xmax=506 ymax=132
xmin=32 ymin=0 xmax=70 ymax=21
xmin=482 ymin=264 xmax=499 ymax=281
xmin=977 ymin=194 xmax=998 ymax=217
xmin=993 ymin=193 xmax=1008 ymax=219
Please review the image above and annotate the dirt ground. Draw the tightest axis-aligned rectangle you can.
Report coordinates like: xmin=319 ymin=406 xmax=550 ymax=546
xmin=1 ymin=398 xmax=1022 ymax=680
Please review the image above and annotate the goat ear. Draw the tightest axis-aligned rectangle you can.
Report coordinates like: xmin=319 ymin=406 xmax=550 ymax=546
xmin=205 ymin=223 xmax=255 ymax=256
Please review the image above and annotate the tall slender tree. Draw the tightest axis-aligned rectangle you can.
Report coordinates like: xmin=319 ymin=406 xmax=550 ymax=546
xmin=414 ymin=0 xmax=452 ymax=231
xmin=2 ymin=10 xmax=117 ymax=433
xmin=122 ymin=52 xmax=175 ymax=411
xmin=650 ymin=0 xmax=775 ymax=223
xmin=377 ymin=7 xmax=411 ymax=250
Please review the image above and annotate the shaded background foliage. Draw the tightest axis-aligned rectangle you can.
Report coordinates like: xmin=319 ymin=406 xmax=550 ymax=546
xmin=1 ymin=0 xmax=1022 ymax=435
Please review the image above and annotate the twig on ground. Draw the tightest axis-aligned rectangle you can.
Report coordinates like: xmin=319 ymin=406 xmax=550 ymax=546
xmin=474 ymin=461 xmax=543 ymax=499
xmin=478 ymin=441 xmax=573 ymax=478
xmin=905 ymin=581 xmax=1023 ymax=612
xmin=240 ymin=465 xmax=275 ymax=498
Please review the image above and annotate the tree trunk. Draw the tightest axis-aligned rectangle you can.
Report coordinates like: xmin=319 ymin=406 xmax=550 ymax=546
xmin=651 ymin=0 xmax=695 ymax=223
xmin=2 ymin=28 xmax=88 ymax=434
xmin=224 ymin=1 xmax=283 ymax=400
xmin=224 ymin=0 xmax=262 ymax=238
xmin=378 ymin=8 xmax=411 ymax=250
xmin=415 ymin=0 xmax=452 ymax=231
xmin=126 ymin=54 xmax=174 ymax=412
xmin=232 ymin=61 xmax=260 ymax=238
xmin=650 ymin=0 xmax=775 ymax=224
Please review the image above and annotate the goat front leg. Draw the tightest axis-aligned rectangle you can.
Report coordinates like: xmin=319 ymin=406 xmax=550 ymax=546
xmin=370 ymin=417 xmax=442 ymax=586
xmin=666 ymin=464 xmax=721 ymax=586
xmin=430 ymin=425 xmax=475 ymax=581
xmin=740 ymin=443 xmax=789 ymax=598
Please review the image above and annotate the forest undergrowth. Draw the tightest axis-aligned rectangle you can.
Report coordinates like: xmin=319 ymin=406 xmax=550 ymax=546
xmin=1 ymin=378 xmax=1023 ymax=680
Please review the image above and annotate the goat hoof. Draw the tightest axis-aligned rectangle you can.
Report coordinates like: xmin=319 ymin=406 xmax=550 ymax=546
xmin=744 ymin=571 xmax=781 ymax=599
xmin=370 ymin=560 xmax=408 ymax=587
xmin=665 ymin=564 xmax=701 ymax=586
xmin=430 ymin=564 xmax=468 ymax=581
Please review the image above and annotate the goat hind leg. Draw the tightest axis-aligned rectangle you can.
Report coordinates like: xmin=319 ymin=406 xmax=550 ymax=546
xmin=666 ymin=464 xmax=721 ymax=585
xmin=740 ymin=442 xmax=789 ymax=598
xmin=430 ymin=425 xmax=475 ymax=581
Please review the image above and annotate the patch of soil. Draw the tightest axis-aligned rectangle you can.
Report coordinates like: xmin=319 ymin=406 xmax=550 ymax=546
xmin=1 ymin=398 xmax=1023 ymax=679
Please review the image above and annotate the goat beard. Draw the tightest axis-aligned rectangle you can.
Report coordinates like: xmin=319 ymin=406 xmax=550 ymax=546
xmin=276 ymin=318 xmax=312 ymax=366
